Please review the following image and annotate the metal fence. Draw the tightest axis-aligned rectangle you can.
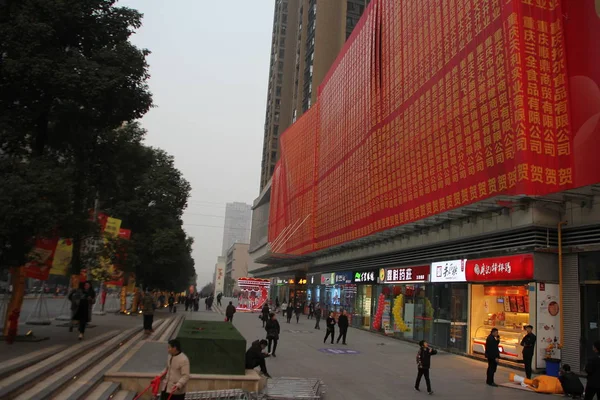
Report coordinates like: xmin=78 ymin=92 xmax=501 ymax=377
xmin=184 ymin=377 xmax=325 ymax=400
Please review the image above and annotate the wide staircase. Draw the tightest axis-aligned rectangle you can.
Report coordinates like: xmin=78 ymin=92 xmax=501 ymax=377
xmin=0 ymin=314 xmax=184 ymax=400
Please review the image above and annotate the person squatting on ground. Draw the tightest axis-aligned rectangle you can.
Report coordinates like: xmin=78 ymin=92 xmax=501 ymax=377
xmin=415 ymin=340 xmax=437 ymax=394
xmin=558 ymin=364 xmax=584 ymax=398
xmin=159 ymin=339 xmax=190 ymax=400
xmin=226 ymin=301 xmax=236 ymax=322
xmin=245 ymin=339 xmax=272 ymax=378
xmin=324 ymin=312 xmax=336 ymax=344
xmin=520 ymin=324 xmax=536 ymax=379
xmin=68 ymin=281 xmax=96 ymax=340
xmin=485 ymin=328 xmax=500 ymax=387
xmin=336 ymin=309 xmax=349 ymax=345
xmin=142 ymin=288 xmax=156 ymax=334
xmin=265 ymin=312 xmax=280 ymax=357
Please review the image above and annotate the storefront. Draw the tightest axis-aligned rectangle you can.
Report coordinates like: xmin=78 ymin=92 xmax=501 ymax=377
xmin=465 ymin=254 xmax=561 ymax=371
xmin=351 ymin=269 xmax=378 ymax=329
xmin=373 ymin=265 xmax=432 ymax=341
xmin=430 ymin=260 xmax=469 ymax=353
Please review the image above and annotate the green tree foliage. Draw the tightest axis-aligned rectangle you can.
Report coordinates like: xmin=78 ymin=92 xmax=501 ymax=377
xmin=0 ymin=1 xmax=195 ymax=288
xmin=0 ymin=0 xmax=153 ymax=274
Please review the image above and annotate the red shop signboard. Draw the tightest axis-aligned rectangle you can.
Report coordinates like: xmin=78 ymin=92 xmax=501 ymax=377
xmin=465 ymin=255 xmax=534 ymax=282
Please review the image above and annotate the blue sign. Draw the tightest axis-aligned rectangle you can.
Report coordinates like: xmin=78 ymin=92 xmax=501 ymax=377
xmin=333 ymin=272 xmax=353 ymax=284
xmin=318 ymin=348 xmax=360 ymax=355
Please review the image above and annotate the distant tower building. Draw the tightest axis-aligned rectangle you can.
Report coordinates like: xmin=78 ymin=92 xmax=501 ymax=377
xmin=221 ymin=202 xmax=252 ymax=256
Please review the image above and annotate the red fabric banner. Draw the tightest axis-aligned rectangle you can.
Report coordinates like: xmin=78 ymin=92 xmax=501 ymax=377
xmin=24 ymin=237 xmax=59 ymax=280
xmin=269 ymin=0 xmax=583 ymax=256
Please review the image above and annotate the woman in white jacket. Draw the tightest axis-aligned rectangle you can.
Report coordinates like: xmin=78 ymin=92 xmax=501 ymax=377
xmin=160 ymin=339 xmax=190 ymax=400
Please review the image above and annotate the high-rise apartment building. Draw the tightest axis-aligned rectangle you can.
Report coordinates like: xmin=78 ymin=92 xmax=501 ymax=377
xmin=259 ymin=0 xmax=371 ymax=190
xmin=221 ymin=202 xmax=252 ymax=256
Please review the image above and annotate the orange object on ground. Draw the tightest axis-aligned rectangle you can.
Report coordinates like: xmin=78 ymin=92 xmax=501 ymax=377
xmin=509 ymin=373 xmax=564 ymax=394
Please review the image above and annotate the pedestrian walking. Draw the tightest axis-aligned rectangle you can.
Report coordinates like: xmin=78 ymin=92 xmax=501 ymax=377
xmin=280 ymin=299 xmax=288 ymax=316
xmin=193 ymin=293 xmax=199 ymax=311
xmin=295 ymin=303 xmax=302 ymax=323
xmin=68 ymin=281 xmax=96 ymax=340
xmin=265 ymin=313 xmax=280 ymax=357
xmin=226 ymin=301 xmax=236 ymax=322
xmin=286 ymin=303 xmax=294 ymax=324
xmin=336 ymin=309 xmax=349 ymax=345
xmin=261 ymin=303 xmax=270 ymax=328
xmin=308 ymin=301 xmax=314 ymax=319
xmin=520 ymin=325 xmax=536 ymax=379
xmin=217 ymin=293 xmax=222 ymax=307
xmin=159 ymin=339 xmax=190 ymax=400
xmin=324 ymin=312 xmax=336 ymax=344
xmin=314 ymin=303 xmax=322 ymax=330
xmin=168 ymin=293 xmax=175 ymax=313
xmin=558 ymin=364 xmax=584 ymax=398
xmin=584 ymin=340 xmax=600 ymax=400
xmin=245 ymin=339 xmax=272 ymax=378
xmin=415 ymin=340 xmax=437 ymax=394
xmin=275 ymin=297 xmax=280 ymax=310
xmin=142 ymin=289 xmax=155 ymax=335
xmin=485 ymin=328 xmax=500 ymax=387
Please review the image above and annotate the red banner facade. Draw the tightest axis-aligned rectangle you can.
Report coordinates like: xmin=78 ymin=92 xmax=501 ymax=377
xmin=269 ymin=0 xmax=595 ymax=256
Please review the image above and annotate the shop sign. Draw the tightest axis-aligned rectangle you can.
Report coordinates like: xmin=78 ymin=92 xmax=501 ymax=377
xmin=465 ymin=254 xmax=534 ymax=282
xmin=334 ymin=272 xmax=353 ymax=284
xmin=383 ymin=265 xmax=430 ymax=283
xmin=321 ymin=273 xmax=334 ymax=285
xmin=353 ymin=270 xmax=377 ymax=283
xmin=431 ymin=259 xmax=467 ymax=282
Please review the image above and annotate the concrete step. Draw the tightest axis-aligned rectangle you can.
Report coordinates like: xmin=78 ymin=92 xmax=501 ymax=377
xmin=53 ymin=328 xmax=150 ymax=400
xmin=83 ymin=381 xmax=120 ymax=400
xmin=158 ymin=314 xmax=184 ymax=342
xmin=0 ymin=330 xmax=119 ymax=399
xmin=0 ymin=345 xmax=66 ymax=379
xmin=112 ymin=390 xmax=137 ymax=400
xmin=13 ymin=326 xmax=140 ymax=400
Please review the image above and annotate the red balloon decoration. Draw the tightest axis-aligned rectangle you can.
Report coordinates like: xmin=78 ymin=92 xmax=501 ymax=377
xmin=372 ymin=293 xmax=386 ymax=331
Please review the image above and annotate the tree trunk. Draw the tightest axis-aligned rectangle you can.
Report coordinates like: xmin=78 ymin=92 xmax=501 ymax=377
xmin=3 ymin=267 xmax=26 ymax=338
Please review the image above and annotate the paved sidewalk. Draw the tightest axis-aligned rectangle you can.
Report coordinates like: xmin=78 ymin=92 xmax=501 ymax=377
xmin=190 ymin=307 xmax=542 ymax=400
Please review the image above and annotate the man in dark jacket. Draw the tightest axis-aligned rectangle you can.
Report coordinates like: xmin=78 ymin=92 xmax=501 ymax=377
xmin=485 ymin=328 xmax=500 ymax=387
xmin=324 ymin=312 xmax=336 ymax=344
xmin=336 ymin=310 xmax=349 ymax=345
xmin=226 ymin=301 xmax=236 ymax=322
xmin=520 ymin=325 xmax=536 ymax=379
xmin=415 ymin=340 xmax=438 ymax=394
xmin=245 ymin=339 xmax=271 ymax=378
xmin=558 ymin=364 xmax=584 ymax=398
xmin=584 ymin=340 xmax=600 ymax=400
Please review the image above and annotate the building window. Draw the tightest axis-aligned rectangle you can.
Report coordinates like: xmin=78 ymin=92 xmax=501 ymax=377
xmin=278 ymin=61 xmax=284 ymax=70
xmin=271 ymin=151 xmax=277 ymax=160
xmin=281 ymin=26 xmax=287 ymax=36
xmin=282 ymin=13 xmax=287 ymax=24
xmin=276 ymin=86 xmax=282 ymax=97
xmin=274 ymin=112 xmax=280 ymax=122
xmin=279 ymin=49 xmax=285 ymax=58
xmin=273 ymin=125 xmax=279 ymax=136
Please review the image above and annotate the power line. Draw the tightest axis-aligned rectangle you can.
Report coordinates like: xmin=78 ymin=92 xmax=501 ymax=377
xmin=183 ymin=223 xmax=251 ymax=230
xmin=184 ymin=212 xmax=226 ymax=218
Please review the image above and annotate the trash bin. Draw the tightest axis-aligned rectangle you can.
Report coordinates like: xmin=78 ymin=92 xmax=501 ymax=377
xmin=545 ymin=359 xmax=561 ymax=377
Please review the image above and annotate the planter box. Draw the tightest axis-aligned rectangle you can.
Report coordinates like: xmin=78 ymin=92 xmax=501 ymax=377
xmin=176 ymin=320 xmax=246 ymax=375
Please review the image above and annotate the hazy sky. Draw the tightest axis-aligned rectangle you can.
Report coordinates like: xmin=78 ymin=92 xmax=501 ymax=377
xmin=119 ymin=0 xmax=274 ymax=286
